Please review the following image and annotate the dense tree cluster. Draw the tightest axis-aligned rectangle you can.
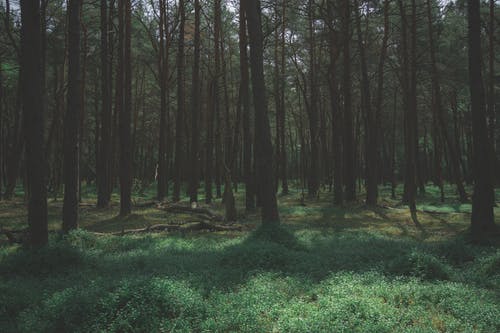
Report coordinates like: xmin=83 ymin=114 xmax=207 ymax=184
xmin=0 ymin=0 xmax=498 ymax=245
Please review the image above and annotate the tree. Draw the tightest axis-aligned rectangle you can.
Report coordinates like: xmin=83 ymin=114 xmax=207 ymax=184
xmin=467 ymin=0 xmax=496 ymax=234
xmin=157 ymin=0 xmax=169 ymax=201
xmin=172 ymin=0 xmax=185 ymax=203
xmin=119 ymin=0 xmax=133 ymax=215
xmin=20 ymin=0 xmax=48 ymax=246
xmin=239 ymin=1 xmax=255 ymax=210
xmin=97 ymin=0 xmax=112 ymax=208
xmin=306 ymin=0 xmax=319 ymax=198
xmin=342 ymin=0 xmax=355 ymax=202
xmin=245 ymin=0 xmax=279 ymax=224
xmin=189 ymin=0 xmax=201 ymax=204
xmin=62 ymin=0 xmax=82 ymax=232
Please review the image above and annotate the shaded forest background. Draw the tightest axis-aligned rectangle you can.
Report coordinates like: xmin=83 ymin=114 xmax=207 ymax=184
xmin=0 ymin=0 xmax=499 ymax=241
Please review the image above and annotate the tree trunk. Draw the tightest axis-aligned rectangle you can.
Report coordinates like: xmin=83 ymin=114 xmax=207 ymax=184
xmin=63 ymin=0 xmax=82 ymax=232
xmin=157 ymin=0 xmax=169 ymax=201
xmin=342 ymin=0 xmax=355 ymax=202
xmin=173 ymin=0 xmax=185 ymax=202
xmin=245 ymin=0 xmax=280 ymax=224
xmin=97 ymin=0 xmax=112 ymax=207
xmin=239 ymin=2 xmax=255 ymax=210
xmin=189 ymin=0 xmax=201 ymax=204
xmin=20 ymin=0 xmax=48 ymax=246
xmin=307 ymin=0 xmax=319 ymax=198
xmin=119 ymin=0 xmax=132 ymax=215
xmin=467 ymin=0 xmax=496 ymax=234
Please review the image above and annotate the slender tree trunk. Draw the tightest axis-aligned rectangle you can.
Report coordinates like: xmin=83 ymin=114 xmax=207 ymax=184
xmin=326 ymin=1 xmax=343 ymax=205
xmin=398 ymin=0 xmax=420 ymax=227
xmin=245 ymin=0 xmax=280 ymax=224
xmin=173 ymin=0 xmax=185 ymax=202
xmin=189 ymin=0 xmax=201 ymax=204
xmin=279 ymin=0 xmax=288 ymax=194
xmin=342 ymin=0 xmax=355 ymax=202
xmin=119 ymin=0 xmax=132 ymax=215
xmin=239 ymin=1 xmax=255 ymax=210
xmin=20 ymin=0 xmax=48 ymax=246
xmin=354 ymin=0 xmax=377 ymax=205
xmin=63 ymin=0 xmax=82 ymax=232
xmin=467 ymin=0 xmax=496 ymax=234
xmin=97 ymin=0 xmax=112 ymax=207
xmin=307 ymin=0 xmax=319 ymax=198
xmin=157 ymin=0 xmax=169 ymax=201
xmin=214 ymin=0 xmax=222 ymax=199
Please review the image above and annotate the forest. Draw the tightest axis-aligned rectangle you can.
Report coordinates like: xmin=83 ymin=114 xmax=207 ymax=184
xmin=0 ymin=0 xmax=499 ymax=331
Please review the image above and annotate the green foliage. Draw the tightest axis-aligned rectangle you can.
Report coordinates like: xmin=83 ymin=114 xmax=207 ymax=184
xmin=1 ymin=228 xmax=499 ymax=332
xmin=386 ymin=250 xmax=454 ymax=281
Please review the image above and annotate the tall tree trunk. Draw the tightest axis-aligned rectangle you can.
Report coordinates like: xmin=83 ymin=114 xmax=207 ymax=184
xmin=157 ymin=0 xmax=169 ymax=201
xmin=279 ymin=0 xmax=288 ymax=194
xmin=214 ymin=0 xmax=222 ymax=199
xmin=327 ymin=2 xmax=343 ymax=205
xmin=63 ymin=0 xmax=82 ymax=232
xmin=354 ymin=0 xmax=377 ymax=205
xmin=189 ymin=0 xmax=201 ymax=204
xmin=239 ymin=1 xmax=255 ymax=210
xmin=20 ymin=0 xmax=48 ymax=246
xmin=245 ymin=0 xmax=280 ymax=224
xmin=119 ymin=0 xmax=132 ymax=215
xmin=398 ymin=0 xmax=420 ymax=227
xmin=307 ymin=0 xmax=319 ymax=198
xmin=97 ymin=0 xmax=112 ymax=207
xmin=467 ymin=0 xmax=496 ymax=234
xmin=173 ymin=0 xmax=185 ymax=202
xmin=342 ymin=0 xmax=355 ymax=202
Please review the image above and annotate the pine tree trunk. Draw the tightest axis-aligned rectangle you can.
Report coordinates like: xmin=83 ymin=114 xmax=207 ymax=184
xmin=63 ymin=0 xmax=82 ymax=232
xmin=173 ymin=0 xmax=185 ymax=202
xmin=119 ymin=0 xmax=132 ymax=215
xmin=342 ymin=0 xmax=355 ymax=202
xmin=467 ymin=0 xmax=496 ymax=234
xmin=239 ymin=2 xmax=255 ymax=210
xmin=189 ymin=0 xmax=201 ymax=204
xmin=245 ymin=0 xmax=280 ymax=224
xmin=20 ymin=0 xmax=48 ymax=246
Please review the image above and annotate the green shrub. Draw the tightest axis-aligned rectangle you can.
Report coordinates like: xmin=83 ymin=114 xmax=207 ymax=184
xmin=386 ymin=250 xmax=454 ymax=280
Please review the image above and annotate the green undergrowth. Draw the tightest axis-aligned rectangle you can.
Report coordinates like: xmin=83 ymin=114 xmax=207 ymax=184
xmin=1 ymin=183 xmax=499 ymax=332
xmin=0 ymin=227 xmax=499 ymax=332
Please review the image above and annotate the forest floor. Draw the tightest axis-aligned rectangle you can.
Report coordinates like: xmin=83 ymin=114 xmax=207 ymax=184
xmin=0 ymin=183 xmax=499 ymax=332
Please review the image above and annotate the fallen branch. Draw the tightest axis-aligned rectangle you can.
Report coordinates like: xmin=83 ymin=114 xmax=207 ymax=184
xmin=93 ymin=221 xmax=242 ymax=236
xmin=158 ymin=204 xmax=224 ymax=222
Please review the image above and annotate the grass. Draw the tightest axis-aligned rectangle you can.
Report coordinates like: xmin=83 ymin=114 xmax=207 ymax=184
xmin=0 ymin=183 xmax=499 ymax=332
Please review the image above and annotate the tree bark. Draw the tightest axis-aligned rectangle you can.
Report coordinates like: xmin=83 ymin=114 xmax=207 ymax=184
xmin=342 ymin=0 xmax=355 ymax=202
xmin=239 ymin=1 xmax=255 ymax=210
xmin=467 ymin=0 xmax=496 ymax=234
xmin=189 ymin=0 xmax=201 ymax=204
xmin=20 ymin=0 xmax=48 ymax=246
xmin=97 ymin=0 xmax=112 ymax=208
xmin=173 ymin=0 xmax=185 ymax=202
xmin=63 ymin=0 xmax=82 ymax=232
xmin=119 ymin=0 xmax=133 ymax=215
xmin=245 ymin=0 xmax=280 ymax=224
